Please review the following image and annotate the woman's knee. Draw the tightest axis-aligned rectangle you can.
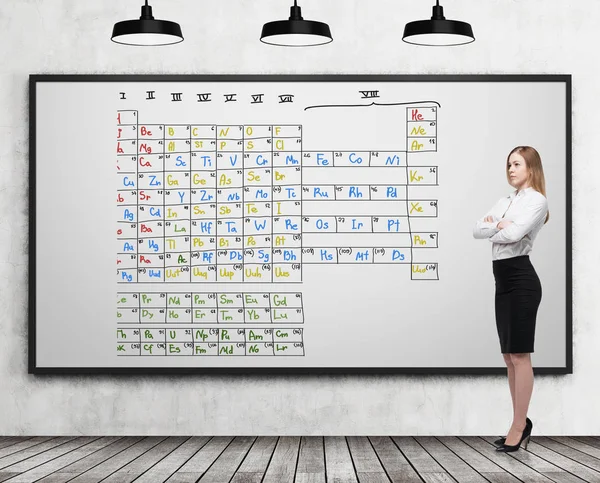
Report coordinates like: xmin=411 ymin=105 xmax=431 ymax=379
xmin=509 ymin=353 xmax=531 ymax=366
xmin=502 ymin=354 xmax=514 ymax=366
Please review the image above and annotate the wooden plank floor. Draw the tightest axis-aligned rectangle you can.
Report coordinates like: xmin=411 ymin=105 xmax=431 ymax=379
xmin=0 ymin=436 xmax=599 ymax=483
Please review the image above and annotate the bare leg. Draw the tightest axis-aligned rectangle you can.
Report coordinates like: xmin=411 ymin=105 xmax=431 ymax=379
xmin=502 ymin=354 xmax=516 ymax=433
xmin=504 ymin=353 xmax=533 ymax=445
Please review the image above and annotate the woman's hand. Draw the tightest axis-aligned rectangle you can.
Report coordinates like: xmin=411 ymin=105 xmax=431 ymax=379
xmin=484 ymin=215 xmax=494 ymax=223
xmin=497 ymin=220 xmax=513 ymax=230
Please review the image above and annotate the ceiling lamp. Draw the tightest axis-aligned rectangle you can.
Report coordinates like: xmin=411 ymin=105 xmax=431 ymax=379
xmin=403 ymin=1 xmax=474 ymax=46
xmin=261 ymin=0 xmax=332 ymax=47
xmin=112 ymin=1 xmax=184 ymax=46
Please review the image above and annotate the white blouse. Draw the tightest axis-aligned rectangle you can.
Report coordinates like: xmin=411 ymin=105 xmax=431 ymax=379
xmin=473 ymin=187 xmax=549 ymax=261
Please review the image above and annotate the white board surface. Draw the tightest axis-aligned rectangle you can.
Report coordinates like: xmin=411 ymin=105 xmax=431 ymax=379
xmin=31 ymin=75 xmax=571 ymax=373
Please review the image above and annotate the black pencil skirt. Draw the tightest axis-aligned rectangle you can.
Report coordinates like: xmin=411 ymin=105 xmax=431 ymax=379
xmin=492 ymin=255 xmax=542 ymax=354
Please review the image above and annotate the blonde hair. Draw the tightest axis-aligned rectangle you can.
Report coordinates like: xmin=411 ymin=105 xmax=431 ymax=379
xmin=506 ymin=146 xmax=549 ymax=224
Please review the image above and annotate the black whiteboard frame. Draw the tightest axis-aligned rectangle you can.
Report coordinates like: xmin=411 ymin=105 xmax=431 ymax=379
xmin=28 ymin=74 xmax=572 ymax=375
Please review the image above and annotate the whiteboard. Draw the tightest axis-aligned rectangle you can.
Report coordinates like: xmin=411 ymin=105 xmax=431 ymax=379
xmin=29 ymin=75 xmax=571 ymax=374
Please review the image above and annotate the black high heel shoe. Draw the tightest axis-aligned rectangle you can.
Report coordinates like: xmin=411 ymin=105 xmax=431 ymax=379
xmin=493 ymin=436 xmax=506 ymax=446
xmin=496 ymin=418 xmax=533 ymax=452
xmin=494 ymin=417 xmax=531 ymax=446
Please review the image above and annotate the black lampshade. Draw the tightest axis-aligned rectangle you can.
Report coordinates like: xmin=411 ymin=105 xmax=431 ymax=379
xmin=261 ymin=1 xmax=332 ymax=47
xmin=403 ymin=1 xmax=474 ymax=46
xmin=112 ymin=1 xmax=183 ymax=46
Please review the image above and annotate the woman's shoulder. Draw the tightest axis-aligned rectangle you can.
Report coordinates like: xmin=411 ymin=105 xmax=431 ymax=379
xmin=526 ymin=188 xmax=547 ymax=200
xmin=525 ymin=188 xmax=548 ymax=207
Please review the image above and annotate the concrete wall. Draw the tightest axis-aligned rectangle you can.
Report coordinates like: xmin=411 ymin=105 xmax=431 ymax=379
xmin=0 ymin=0 xmax=596 ymax=435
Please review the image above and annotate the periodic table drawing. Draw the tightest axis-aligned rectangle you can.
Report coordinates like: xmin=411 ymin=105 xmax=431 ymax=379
xmin=30 ymin=75 xmax=571 ymax=374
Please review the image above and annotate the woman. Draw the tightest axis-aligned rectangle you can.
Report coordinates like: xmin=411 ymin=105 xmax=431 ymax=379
xmin=473 ymin=146 xmax=549 ymax=453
